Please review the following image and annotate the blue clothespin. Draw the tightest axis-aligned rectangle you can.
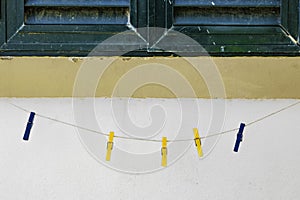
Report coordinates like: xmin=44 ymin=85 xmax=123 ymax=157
xmin=234 ymin=123 xmax=245 ymax=152
xmin=23 ymin=112 xmax=35 ymax=141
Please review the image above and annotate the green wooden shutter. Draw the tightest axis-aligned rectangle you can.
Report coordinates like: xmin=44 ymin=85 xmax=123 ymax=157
xmin=171 ymin=0 xmax=300 ymax=55
xmin=24 ymin=0 xmax=129 ymax=25
xmin=281 ymin=0 xmax=300 ymax=43
xmin=0 ymin=0 xmax=6 ymax=46
xmin=1 ymin=0 xmax=132 ymax=55
xmin=0 ymin=0 xmax=300 ymax=56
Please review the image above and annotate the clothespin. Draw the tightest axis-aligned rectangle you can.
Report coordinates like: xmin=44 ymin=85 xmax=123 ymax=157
xmin=193 ymin=128 xmax=203 ymax=157
xmin=234 ymin=123 xmax=245 ymax=152
xmin=161 ymin=137 xmax=167 ymax=167
xmin=106 ymin=132 xmax=114 ymax=161
xmin=23 ymin=112 xmax=35 ymax=141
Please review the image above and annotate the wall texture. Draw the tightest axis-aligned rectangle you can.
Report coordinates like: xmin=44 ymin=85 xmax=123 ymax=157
xmin=1 ymin=99 xmax=300 ymax=199
xmin=0 ymin=57 xmax=299 ymax=98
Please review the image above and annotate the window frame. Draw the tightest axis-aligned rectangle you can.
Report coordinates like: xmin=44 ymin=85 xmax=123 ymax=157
xmin=0 ymin=0 xmax=299 ymax=56
xmin=1 ymin=0 xmax=138 ymax=56
xmin=169 ymin=0 xmax=300 ymax=56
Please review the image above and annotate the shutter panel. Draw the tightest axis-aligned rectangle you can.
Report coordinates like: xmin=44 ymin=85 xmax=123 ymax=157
xmin=171 ymin=0 xmax=300 ymax=55
xmin=281 ymin=0 xmax=300 ymax=43
xmin=0 ymin=0 xmax=5 ymax=46
xmin=1 ymin=0 xmax=133 ymax=56
xmin=174 ymin=0 xmax=280 ymax=25
xmin=1 ymin=0 xmax=300 ymax=55
xmin=24 ymin=0 xmax=129 ymax=25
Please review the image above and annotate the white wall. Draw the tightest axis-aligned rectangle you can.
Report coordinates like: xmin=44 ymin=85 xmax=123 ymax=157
xmin=0 ymin=98 xmax=299 ymax=200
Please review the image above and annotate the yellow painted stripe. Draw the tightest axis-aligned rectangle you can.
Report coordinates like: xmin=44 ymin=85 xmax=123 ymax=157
xmin=0 ymin=57 xmax=299 ymax=98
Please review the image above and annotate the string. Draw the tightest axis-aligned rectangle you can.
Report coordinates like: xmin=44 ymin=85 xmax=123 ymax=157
xmin=9 ymin=100 xmax=300 ymax=143
xmin=246 ymin=100 xmax=300 ymax=126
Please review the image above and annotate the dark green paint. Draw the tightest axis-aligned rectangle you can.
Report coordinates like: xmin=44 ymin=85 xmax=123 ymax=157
xmin=174 ymin=7 xmax=280 ymax=25
xmin=24 ymin=0 xmax=130 ymax=7
xmin=0 ymin=0 xmax=300 ymax=56
xmin=25 ymin=7 xmax=129 ymax=25
xmin=0 ymin=0 xmax=6 ymax=46
xmin=174 ymin=0 xmax=280 ymax=7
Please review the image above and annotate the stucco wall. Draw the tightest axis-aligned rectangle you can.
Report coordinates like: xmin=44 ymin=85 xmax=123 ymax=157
xmin=1 ymin=98 xmax=300 ymax=199
xmin=0 ymin=57 xmax=299 ymax=98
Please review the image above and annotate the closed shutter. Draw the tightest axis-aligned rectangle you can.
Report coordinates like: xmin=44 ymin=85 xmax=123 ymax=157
xmin=281 ymin=0 xmax=300 ymax=43
xmin=0 ymin=0 xmax=300 ymax=56
xmin=1 ymin=0 xmax=132 ymax=55
xmin=171 ymin=0 xmax=300 ymax=55
xmin=0 ymin=0 xmax=5 ymax=45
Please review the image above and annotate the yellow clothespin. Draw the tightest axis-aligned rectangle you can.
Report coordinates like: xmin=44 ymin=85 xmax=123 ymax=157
xmin=161 ymin=137 xmax=167 ymax=167
xmin=106 ymin=131 xmax=114 ymax=161
xmin=193 ymin=128 xmax=203 ymax=157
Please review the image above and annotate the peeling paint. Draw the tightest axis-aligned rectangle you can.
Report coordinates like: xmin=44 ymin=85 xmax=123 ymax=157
xmin=0 ymin=56 xmax=13 ymax=60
